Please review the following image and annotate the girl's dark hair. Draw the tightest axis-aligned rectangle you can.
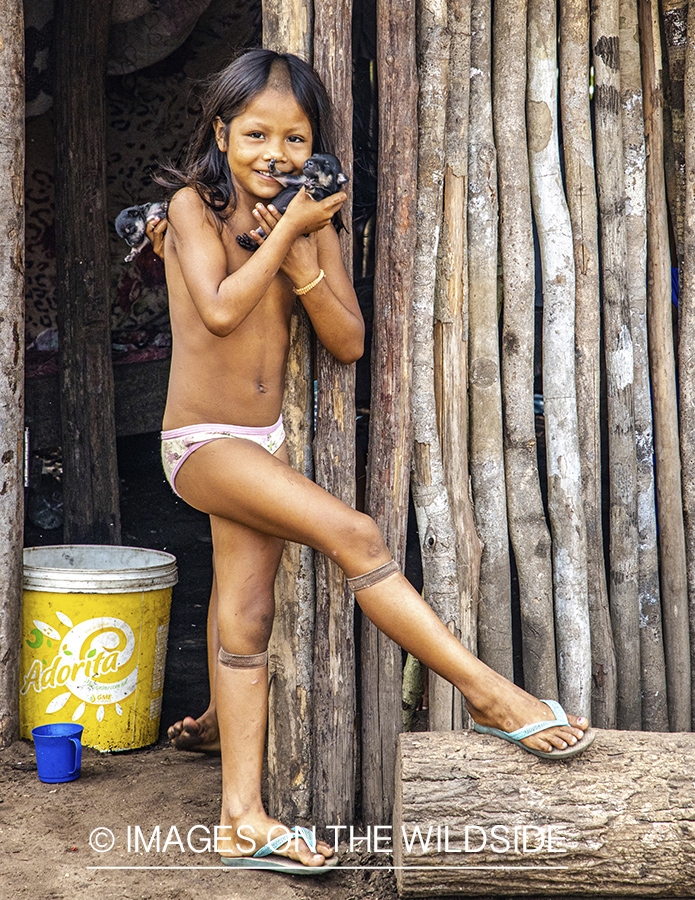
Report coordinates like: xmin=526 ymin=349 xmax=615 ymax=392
xmin=156 ymin=49 xmax=337 ymax=223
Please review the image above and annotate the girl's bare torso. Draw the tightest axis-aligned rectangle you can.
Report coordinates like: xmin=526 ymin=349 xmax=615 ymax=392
xmin=162 ymin=207 xmax=295 ymax=431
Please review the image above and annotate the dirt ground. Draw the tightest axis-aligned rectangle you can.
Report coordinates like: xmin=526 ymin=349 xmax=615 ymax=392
xmin=0 ymin=738 xmax=399 ymax=900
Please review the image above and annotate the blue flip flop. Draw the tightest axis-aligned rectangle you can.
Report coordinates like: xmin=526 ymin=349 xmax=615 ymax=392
xmin=473 ymin=699 xmax=595 ymax=759
xmin=221 ymin=825 xmax=338 ymax=874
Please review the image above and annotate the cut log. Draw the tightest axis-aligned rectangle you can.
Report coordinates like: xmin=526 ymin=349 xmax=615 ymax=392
xmin=0 ymin=0 xmax=24 ymax=747
xmin=394 ymin=729 xmax=695 ymax=897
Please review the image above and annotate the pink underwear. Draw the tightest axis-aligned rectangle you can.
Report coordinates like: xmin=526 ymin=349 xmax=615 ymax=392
xmin=160 ymin=416 xmax=286 ymax=497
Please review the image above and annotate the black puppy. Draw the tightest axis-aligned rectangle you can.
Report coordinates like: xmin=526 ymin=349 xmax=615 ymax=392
xmin=115 ymin=200 xmax=169 ymax=262
xmin=236 ymin=153 xmax=348 ymax=251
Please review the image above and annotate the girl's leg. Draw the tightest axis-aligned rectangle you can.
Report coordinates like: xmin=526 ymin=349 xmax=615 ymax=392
xmin=167 ymin=566 xmax=220 ymax=752
xmin=175 ymin=438 xmax=589 ymax=755
xmin=207 ymin=512 xmax=333 ymax=866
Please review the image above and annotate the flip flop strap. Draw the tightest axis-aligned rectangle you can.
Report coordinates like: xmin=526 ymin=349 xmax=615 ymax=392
xmin=504 ymin=699 xmax=569 ymax=741
xmin=253 ymin=825 xmax=317 ymax=858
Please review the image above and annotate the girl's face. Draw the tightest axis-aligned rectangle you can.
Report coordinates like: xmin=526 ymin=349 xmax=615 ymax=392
xmin=215 ymin=87 xmax=313 ymax=208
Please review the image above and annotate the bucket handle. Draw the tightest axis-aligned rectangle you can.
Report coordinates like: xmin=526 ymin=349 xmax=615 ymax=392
xmin=69 ymin=738 xmax=82 ymax=776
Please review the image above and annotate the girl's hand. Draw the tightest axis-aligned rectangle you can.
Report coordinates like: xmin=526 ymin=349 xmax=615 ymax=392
xmin=146 ymin=216 xmax=168 ymax=259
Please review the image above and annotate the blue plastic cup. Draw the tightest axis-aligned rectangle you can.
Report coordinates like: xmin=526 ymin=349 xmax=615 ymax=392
xmin=31 ymin=723 xmax=83 ymax=783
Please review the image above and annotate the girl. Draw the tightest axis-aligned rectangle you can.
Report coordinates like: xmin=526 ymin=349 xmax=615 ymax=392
xmin=155 ymin=49 xmax=593 ymax=874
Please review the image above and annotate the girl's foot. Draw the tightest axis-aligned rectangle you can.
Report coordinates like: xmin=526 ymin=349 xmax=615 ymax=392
xmin=167 ymin=709 xmax=220 ymax=753
xmin=217 ymin=811 xmax=334 ymax=867
xmin=465 ymin=677 xmax=589 ymax=754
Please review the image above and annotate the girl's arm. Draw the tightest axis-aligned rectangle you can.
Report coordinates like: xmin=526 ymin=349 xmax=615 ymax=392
xmin=251 ymin=197 xmax=364 ymax=364
xmin=167 ymin=187 xmax=345 ymax=337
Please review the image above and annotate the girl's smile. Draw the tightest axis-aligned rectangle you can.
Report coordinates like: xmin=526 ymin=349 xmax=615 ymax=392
xmin=214 ymin=88 xmax=313 ymax=208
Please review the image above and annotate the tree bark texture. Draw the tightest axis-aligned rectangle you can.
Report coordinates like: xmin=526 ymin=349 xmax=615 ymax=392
xmin=54 ymin=0 xmax=120 ymax=545
xmin=494 ymin=0 xmax=556 ymax=701
xmin=639 ymin=0 xmax=691 ymax=732
xmin=467 ymin=0 xmax=512 ymax=682
xmin=263 ymin=0 xmax=317 ymax=822
xmin=0 ymin=0 xmax=24 ymax=748
xmin=680 ymin=0 xmax=695 ymax=728
xmin=560 ymin=0 xmax=616 ymax=727
xmin=412 ymin=0 xmax=460 ymax=733
xmin=362 ymin=0 xmax=417 ymax=827
xmin=434 ymin=0 xmax=481 ymax=693
xmin=661 ymin=0 xmax=687 ymax=274
xmin=311 ymin=0 xmax=357 ymax=830
xmin=528 ymin=0 xmax=592 ymax=717
xmin=591 ymin=0 xmax=641 ymax=730
xmin=394 ymin=730 xmax=695 ymax=897
xmin=621 ymin=0 xmax=668 ymax=731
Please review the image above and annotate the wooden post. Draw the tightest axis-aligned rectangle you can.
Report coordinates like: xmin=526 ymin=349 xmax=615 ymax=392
xmin=311 ymin=0 xmax=357 ymax=829
xmin=411 ymin=0 xmax=460 ymax=732
xmin=0 ymin=0 xmax=24 ymax=747
xmin=362 ymin=0 xmax=417 ymax=826
xmin=680 ymin=0 xmax=695 ymax=727
xmin=528 ymin=0 xmax=592 ymax=716
xmin=395 ymin=730 xmax=695 ymax=897
xmin=559 ymin=0 xmax=616 ymax=727
xmin=495 ymin=0 xmax=557 ymax=700
xmin=54 ymin=0 xmax=120 ymax=545
xmin=262 ymin=0 xmax=316 ymax=823
xmin=591 ymin=0 xmax=641 ymax=730
xmin=434 ymin=0 xmax=480 ymax=724
xmin=660 ymin=0 xmax=687 ymax=276
xmin=639 ymin=0 xmax=691 ymax=732
xmin=468 ymin=0 xmax=513 ymax=681
xmin=620 ymin=0 xmax=667 ymax=731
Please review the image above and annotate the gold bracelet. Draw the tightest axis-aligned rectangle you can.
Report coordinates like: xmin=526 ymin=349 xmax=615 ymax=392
xmin=293 ymin=269 xmax=325 ymax=296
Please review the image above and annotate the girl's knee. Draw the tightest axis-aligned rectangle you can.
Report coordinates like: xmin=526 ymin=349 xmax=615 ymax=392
xmin=218 ymin=592 xmax=275 ymax=652
xmin=332 ymin=511 xmax=390 ymax=574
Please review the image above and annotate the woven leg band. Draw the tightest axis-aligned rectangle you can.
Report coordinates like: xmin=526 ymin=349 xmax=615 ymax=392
xmin=347 ymin=559 xmax=400 ymax=593
xmin=218 ymin=648 xmax=268 ymax=668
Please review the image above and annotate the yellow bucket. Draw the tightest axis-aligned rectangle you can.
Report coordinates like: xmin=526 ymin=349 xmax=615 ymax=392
xmin=20 ymin=545 xmax=177 ymax=752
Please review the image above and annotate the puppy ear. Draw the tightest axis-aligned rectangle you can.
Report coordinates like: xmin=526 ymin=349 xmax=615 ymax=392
xmin=337 ymin=173 xmax=349 ymax=186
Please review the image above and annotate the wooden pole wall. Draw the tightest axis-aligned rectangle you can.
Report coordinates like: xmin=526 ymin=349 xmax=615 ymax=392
xmin=0 ymin=0 xmax=25 ymax=748
xmin=54 ymin=0 xmax=120 ymax=545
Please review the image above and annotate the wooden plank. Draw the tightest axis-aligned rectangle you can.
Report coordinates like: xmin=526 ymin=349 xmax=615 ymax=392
xmin=311 ymin=0 xmax=357 ymax=829
xmin=0 ymin=0 xmax=25 ymax=747
xmin=54 ymin=0 xmax=120 ymax=544
xmin=394 ymin=729 xmax=695 ymax=897
xmin=362 ymin=0 xmax=417 ymax=827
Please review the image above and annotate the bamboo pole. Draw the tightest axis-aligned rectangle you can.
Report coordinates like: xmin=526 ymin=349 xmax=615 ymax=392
xmin=263 ymin=1 xmax=316 ymax=822
xmin=559 ymin=0 xmax=615 ymax=727
xmin=0 ymin=0 xmax=24 ymax=747
xmin=411 ymin=0 xmax=460 ymax=733
xmin=468 ymin=0 xmax=512 ymax=681
xmin=311 ymin=0 xmax=357 ymax=829
xmin=620 ymin=0 xmax=667 ymax=731
xmin=591 ymin=0 xmax=641 ymax=730
xmin=362 ymin=0 xmax=417 ymax=826
xmin=638 ymin=0 xmax=691 ymax=731
xmin=681 ymin=0 xmax=695 ymax=727
xmin=434 ymin=0 xmax=480 ymax=727
xmin=494 ymin=0 xmax=557 ymax=700
xmin=528 ymin=0 xmax=592 ymax=717
xmin=54 ymin=0 xmax=120 ymax=545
